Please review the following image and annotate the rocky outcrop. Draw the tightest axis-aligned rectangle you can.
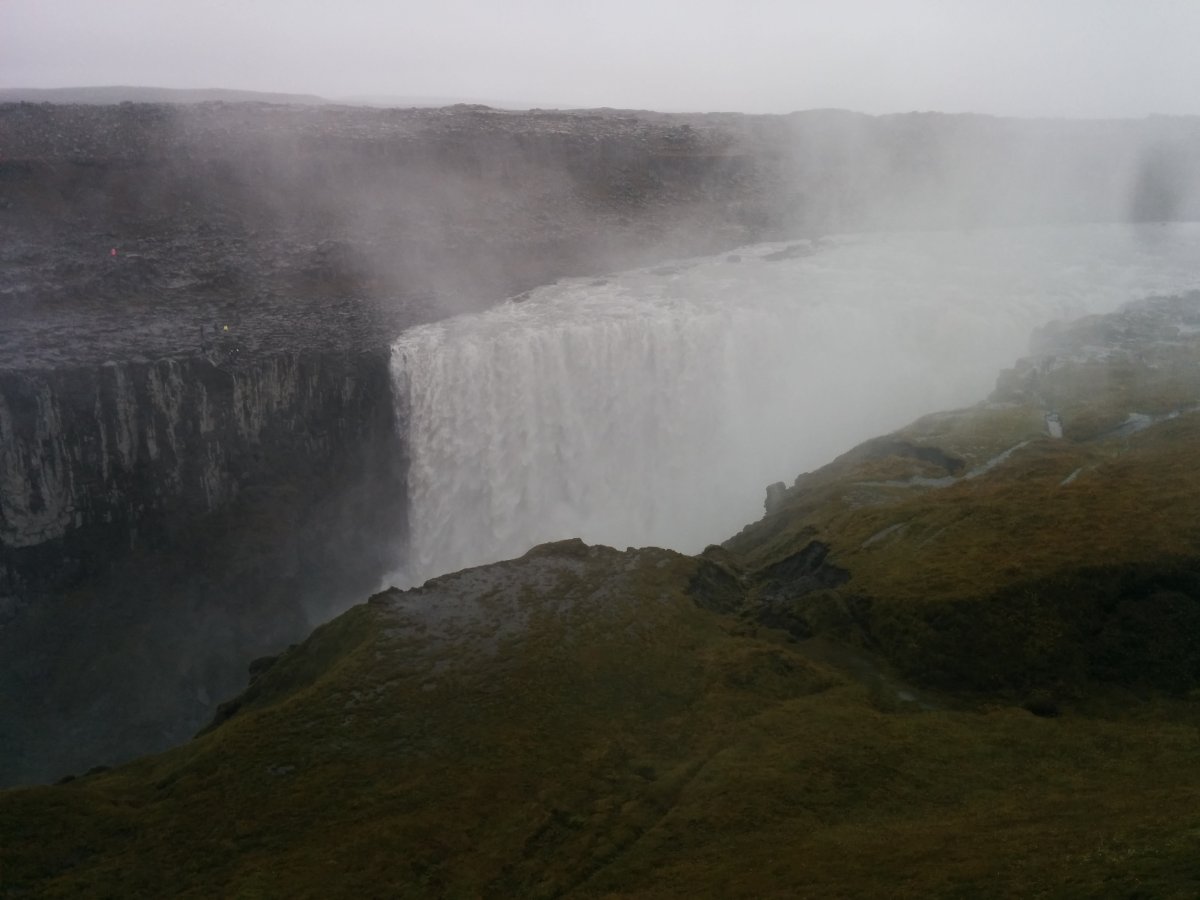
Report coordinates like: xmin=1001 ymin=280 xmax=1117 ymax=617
xmin=751 ymin=541 xmax=851 ymax=638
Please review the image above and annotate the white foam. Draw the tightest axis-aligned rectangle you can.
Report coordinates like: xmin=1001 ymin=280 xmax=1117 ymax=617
xmin=388 ymin=223 xmax=1200 ymax=585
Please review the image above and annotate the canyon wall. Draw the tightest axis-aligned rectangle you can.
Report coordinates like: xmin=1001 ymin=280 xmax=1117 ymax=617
xmin=0 ymin=351 xmax=402 ymax=603
xmin=0 ymin=349 xmax=404 ymax=784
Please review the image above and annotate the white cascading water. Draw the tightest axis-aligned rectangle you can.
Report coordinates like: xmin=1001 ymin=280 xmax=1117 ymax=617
xmin=389 ymin=223 xmax=1200 ymax=586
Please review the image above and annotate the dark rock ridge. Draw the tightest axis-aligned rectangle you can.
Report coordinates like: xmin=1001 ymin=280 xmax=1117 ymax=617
xmin=0 ymin=86 xmax=329 ymax=105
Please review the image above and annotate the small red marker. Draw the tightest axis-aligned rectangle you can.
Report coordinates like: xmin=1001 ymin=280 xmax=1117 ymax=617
xmin=111 ymin=248 xmax=117 ymax=257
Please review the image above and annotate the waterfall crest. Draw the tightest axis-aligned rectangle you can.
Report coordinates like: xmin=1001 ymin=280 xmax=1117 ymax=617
xmin=390 ymin=224 xmax=1200 ymax=585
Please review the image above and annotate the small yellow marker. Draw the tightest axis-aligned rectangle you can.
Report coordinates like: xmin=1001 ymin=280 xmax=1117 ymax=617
xmin=223 ymin=325 xmax=229 ymax=332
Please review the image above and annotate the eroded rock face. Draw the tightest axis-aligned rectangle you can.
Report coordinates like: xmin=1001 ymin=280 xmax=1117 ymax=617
xmin=0 ymin=351 xmax=401 ymax=600
xmin=763 ymin=481 xmax=787 ymax=513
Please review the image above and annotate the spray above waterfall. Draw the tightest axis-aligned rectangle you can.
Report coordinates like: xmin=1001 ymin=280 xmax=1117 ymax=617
xmin=388 ymin=223 xmax=1200 ymax=586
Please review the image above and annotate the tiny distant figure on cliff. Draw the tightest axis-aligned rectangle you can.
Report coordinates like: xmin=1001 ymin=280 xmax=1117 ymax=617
xmin=110 ymin=248 xmax=117 ymax=257
xmin=206 ymin=323 xmax=240 ymax=365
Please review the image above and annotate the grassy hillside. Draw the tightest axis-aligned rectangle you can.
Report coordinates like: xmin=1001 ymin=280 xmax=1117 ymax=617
xmin=3 ymin=294 xmax=1200 ymax=898
xmin=727 ymin=292 xmax=1200 ymax=699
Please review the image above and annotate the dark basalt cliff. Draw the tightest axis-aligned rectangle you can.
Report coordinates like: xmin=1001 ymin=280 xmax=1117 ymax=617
xmin=0 ymin=351 xmax=401 ymax=597
xmin=3 ymin=100 xmax=1200 ymax=785
xmin=0 ymin=348 xmax=405 ymax=784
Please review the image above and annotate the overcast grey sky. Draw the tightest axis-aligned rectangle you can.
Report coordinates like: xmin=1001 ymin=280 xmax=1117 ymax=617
xmin=3 ymin=0 xmax=1199 ymax=117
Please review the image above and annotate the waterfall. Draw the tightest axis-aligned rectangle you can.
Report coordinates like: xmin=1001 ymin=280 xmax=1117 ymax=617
xmin=389 ymin=224 xmax=1200 ymax=585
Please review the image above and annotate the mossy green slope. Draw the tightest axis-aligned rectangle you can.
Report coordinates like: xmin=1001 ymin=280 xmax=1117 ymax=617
xmin=4 ymin=294 xmax=1200 ymax=898
xmin=727 ymin=292 xmax=1200 ymax=696
xmin=5 ymin=540 xmax=1200 ymax=898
